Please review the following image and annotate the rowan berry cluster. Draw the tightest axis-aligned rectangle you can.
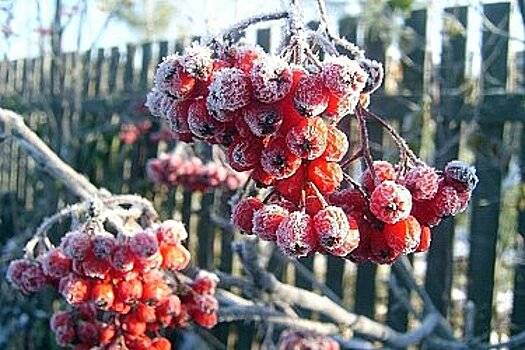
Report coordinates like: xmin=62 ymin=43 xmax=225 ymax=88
xmin=147 ymin=152 xmax=247 ymax=192
xmin=278 ymin=330 xmax=340 ymax=350
xmin=145 ymin=22 xmax=477 ymax=264
xmin=6 ymin=219 xmax=219 ymax=349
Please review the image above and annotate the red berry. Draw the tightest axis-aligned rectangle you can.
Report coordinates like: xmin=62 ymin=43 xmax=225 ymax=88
xmin=54 ymin=324 xmax=76 ymax=346
xmin=346 ymin=220 xmax=372 ymax=263
xmin=416 ymin=226 xmax=431 ymax=252
xmin=322 ymin=126 xmax=349 ymax=162
xmin=134 ymin=303 xmax=157 ymax=323
xmin=152 ymin=337 xmax=172 ymax=350
xmin=324 ymin=92 xmax=359 ymax=122
xmin=6 ymin=259 xmax=34 ymax=290
xmin=403 ymin=216 xmax=422 ymax=254
xmin=251 ymin=164 xmax=275 ymax=186
xmin=231 ymin=197 xmax=264 ymax=232
xmin=369 ymin=181 xmax=412 ymax=224
xmin=227 ymin=44 xmax=264 ymax=73
xmin=278 ymin=330 xmax=340 ymax=350
xmin=121 ymin=315 xmax=147 ymax=336
xmin=59 ymin=273 xmax=90 ymax=305
xmin=160 ymin=243 xmax=191 ymax=271
xmin=141 ymin=281 xmax=171 ymax=305
xmin=116 ymin=279 xmax=143 ymax=304
xmin=110 ymin=245 xmax=135 ymax=272
xmin=60 ymin=230 xmax=91 ymax=261
xmin=91 ymin=282 xmax=115 ymax=310
xmin=411 ymin=199 xmax=441 ymax=227
xmin=188 ymin=294 xmax=219 ymax=328
xmin=403 ymin=166 xmax=440 ymax=200
xmin=145 ymin=89 xmax=166 ymax=117
xmin=156 ymin=220 xmax=188 ymax=245
xmin=134 ymin=252 xmax=163 ymax=273
xmin=307 ymin=160 xmax=343 ymax=194
xmin=129 ymin=232 xmax=159 ymax=260
xmin=261 ymin=138 xmax=302 ymax=179
xmin=40 ymin=248 xmax=71 ymax=279
xmin=207 ymin=67 xmax=251 ymax=113
xmin=432 ymin=184 xmax=461 ymax=217
xmin=276 ymin=211 xmax=317 ymax=257
xmin=99 ymin=324 xmax=116 ymax=345
xmin=313 ymin=206 xmax=351 ymax=255
xmin=187 ymin=99 xmax=225 ymax=139
xmin=50 ymin=310 xmax=73 ymax=331
xmin=243 ymin=103 xmax=283 ymax=137
xmin=192 ymin=271 xmax=219 ymax=295
xmin=361 ymin=160 xmax=396 ymax=192
xmin=76 ymin=321 xmax=99 ymax=346
xmin=227 ymin=137 xmax=262 ymax=172
xmin=294 ymin=74 xmax=328 ymax=117
xmin=157 ymin=294 xmax=182 ymax=317
xmin=92 ymin=234 xmax=117 ymax=261
xmin=274 ymin=165 xmax=306 ymax=203
xmin=329 ymin=215 xmax=360 ymax=257
xmin=286 ymin=117 xmax=328 ymax=160
xmin=250 ymin=56 xmax=293 ymax=103
xmin=252 ymin=204 xmax=290 ymax=241
xmin=369 ymin=220 xmax=407 ymax=264
xmin=82 ymin=254 xmax=110 ymax=279
xmin=322 ymin=56 xmax=368 ymax=97
xmin=328 ymin=188 xmax=366 ymax=218
xmin=164 ymin=99 xmax=192 ymax=133
xmin=155 ymin=55 xmax=195 ymax=99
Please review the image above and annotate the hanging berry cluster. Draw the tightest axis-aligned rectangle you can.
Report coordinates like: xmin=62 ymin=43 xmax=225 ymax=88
xmin=147 ymin=152 xmax=248 ymax=192
xmin=7 ymin=215 xmax=219 ymax=350
xmin=145 ymin=5 xmax=478 ymax=264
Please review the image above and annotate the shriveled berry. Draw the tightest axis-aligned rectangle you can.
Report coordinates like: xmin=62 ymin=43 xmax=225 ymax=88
xmin=322 ymin=55 xmax=368 ymax=96
xmin=403 ymin=165 xmax=440 ymax=200
xmin=361 ymin=160 xmax=396 ymax=192
xmin=261 ymin=138 xmax=302 ymax=179
xmin=231 ymin=197 xmax=263 ymax=232
xmin=251 ymin=56 xmax=293 ymax=103
xmin=207 ymin=67 xmax=251 ymax=113
xmin=252 ymin=204 xmax=290 ymax=241
xmin=187 ymin=99 xmax=225 ymax=139
xmin=359 ymin=58 xmax=384 ymax=94
xmin=294 ymin=74 xmax=328 ymax=117
xmin=243 ymin=104 xmax=283 ymax=137
xmin=313 ymin=206 xmax=351 ymax=254
xmin=286 ymin=117 xmax=328 ymax=160
xmin=40 ymin=248 xmax=71 ymax=279
xmin=370 ymin=181 xmax=412 ymax=224
xmin=307 ymin=160 xmax=343 ymax=194
xmin=276 ymin=211 xmax=317 ymax=257
xmin=323 ymin=125 xmax=349 ymax=162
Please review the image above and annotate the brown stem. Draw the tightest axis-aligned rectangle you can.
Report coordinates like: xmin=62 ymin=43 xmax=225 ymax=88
xmin=355 ymin=104 xmax=377 ymax=185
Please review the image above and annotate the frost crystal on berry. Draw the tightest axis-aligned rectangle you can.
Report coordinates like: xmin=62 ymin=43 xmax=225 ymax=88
xmin=92 ymin=233 xmax=117 ymax=261
xmin=243 ymin=104 xmax=283 ymax=137
xmin=156 ymin=219 xmax=188 ymax=244
xmin=293 ymin=74 xmax=328 ymax=117
xmin=433 ymin=185 xmax=460 ymax=217
xmin=155 ymin=55 xmax=195 ymax=99
xmin=145 ymin=89 xmax=166 ymax=117
xmin=359 ymin=58 xmax=384 ymax=94
xmin=59 ymin=273 xmax=90 ymax=304
xmin=181 ymin=43 xmax=214 ymax=79
xmin=313 ymin=206 xmax=351 ymax=254
xmin=252 ymin=204 xmax=289 ymax=241
xmin=361 ymin=160 xmax=396 ymax=191
xmin=251 ymin=56 xmax=293 ymax=103
xmin=129 ymin=231 xmax=159 ymax=259
xmin=444 ymin=160 xmax=478 ymax=191
xmin=322 ymin=55 xmax=368 ymax=96
xmin=286 ymin=117 xmax=328 ymax=160
xmin=370 ymin=180 xmax=413 ymax=224
xmin=323 ymin=125 xmax=349 ymax=162
xmin=188 ymin=99 xmax=224 ymax=139
xmin=207 ymin=68 xmax=251 ymax=113
xmin=227 ymin=137 xmax=261 ymax=172
xmin=276 ymin=211 xmax=317 ymax=257
xmin=40 ymin=248 xmax=71 ymax=279
xmin=261 ymin=138 xmax=302 ymax=179
xmin=231 ymin=197 xmax=264 ymax=232
xmin=403 ymin=165 xmax=440 ymax=200
xmin=60 ymin=230 xmax=92 ymax=261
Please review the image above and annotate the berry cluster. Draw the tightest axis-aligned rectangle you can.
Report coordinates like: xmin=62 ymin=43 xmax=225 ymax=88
xmin=278 ymin=330 xmax=340 ymax=350
xmin=147 ymin=152 xmax=247 ymax=192
xmin=6 ymin=220 xmax=219 ymax=349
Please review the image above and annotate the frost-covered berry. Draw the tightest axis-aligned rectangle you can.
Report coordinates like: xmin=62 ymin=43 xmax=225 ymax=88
xmin=91 ymin=282 xmax=115 ymax=310
xmin=145 ymin=89 xmax=166 ymax=117
xmin=403 ymin=216 xmax=422 ymax=254
xmin=187 ymin=99 xmax=225 ymax=139
xmin=361 ymin=160 xmax=396 ymax=191
xmin=293 ymin=74 xmax=328 ymax=117
xmin=324 ymin=92 xmax=360 ymax=122
xmin=410 ymin=199 xmax=441 ymax=227
xmin=369 ymin=220 xmax=407 ymax=264
xmin=227 ymin=44 xmax=264 ymax=73
xmin=207 ymin=68 xmax=251 ymax=113
xmin=110 ymin=244 xmax=135 ymax=272
xmin=286 ymin=117 xmax=328 ymax=160
xmin=188 ymin=293 xmax=219 ymax=328
xmin=370 ymin=180 xmax=413 ymax=224
xmin=156 ymin=219 xmax=188 ymax=245
xmin=403 ymin=165 xmax=440 ymax=200
xmin=164 ymin=99 xmax=191 ymax=133
xmin=155 ymin=55 xmax=195 ymax=99
xmin=313 ymin=206 xmax=351 ymax=254
xmin=181 ymin=43 xmax=214 ymax=80
xmin=59 ymin=273 xmax=90 ymax=304
xmin=54 ymin=324 xmax=76 ymax=346
xmin=359 ymin=58 xmax=384 ymax=94
xmin=252 ymin=204 xmax=289 ymax=241
xmin=129 ymin=231 xmax=159 ymax=259
xmin=243 ymin=104 xmax=283 ymax=137
xmin=276 ymin=211 xmax=317 ymax=257
xmin=6 ymin=259 xmax=33 ymax=289
xmin=77 ymin=321 xmax=100 ymax=346
xmin=251 ymin=56 xmax=293 ymax=103
xmin=40 ymin=248 xmax=71 ymax=279
xmin=231 ymin=197 xmax=263 ymax=232
xmin=322 ymin=55 xmax=368 ymax=96
xmin=444 ymin=160 xmax=479 ymax=192
xmin=432 ymin=185 xmax=460 ymax=217
xmin=82 ymin=254 xmax=110 ymax=279
xmin=307 ymin=160 xmax=343 ymax=194
xmin=151 ymin=337 xmax=172 ymax=350
xmin=160 ymin=243 xmax=191 ymax=271
xmin=274 ymin=165 xmax=306 ymax=203
xmin=116 ymin=279 xmax=143 ymax=304
xmin=227 ymin=137 xmax=262 ymax=172
xmin=261 ymin=138 xmax=302 ymax=179
xmin=323 ymin=125 xmax=349 ymax=162
xmin=7 ymin=259 xmax=47 ymax=294
xmin=50 ymin=310 xmax=73 ymax=331
xmin=329 ymin=215 xmax=360 ymax=257
xmin=92 ymin=233 xmax=117 ymax=261
xmin=328 ymin=188 xmax=367 ymax=217
xmin=60 ymin=230 xmax=91 ymax=261
xmin=416 ymin=225 xmax=431 ymax=252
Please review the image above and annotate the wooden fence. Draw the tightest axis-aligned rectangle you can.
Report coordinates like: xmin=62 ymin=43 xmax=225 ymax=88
xmin=1 ymin=2 xmax=525 ymax=348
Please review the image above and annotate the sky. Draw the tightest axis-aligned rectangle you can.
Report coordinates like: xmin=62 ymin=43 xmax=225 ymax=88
xmin=0 ymin=0 xmax=524 ymax=81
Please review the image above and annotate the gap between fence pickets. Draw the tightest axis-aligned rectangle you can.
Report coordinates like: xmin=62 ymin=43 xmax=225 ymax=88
xmin=1 ymin=106 xmax=524 ymax=349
